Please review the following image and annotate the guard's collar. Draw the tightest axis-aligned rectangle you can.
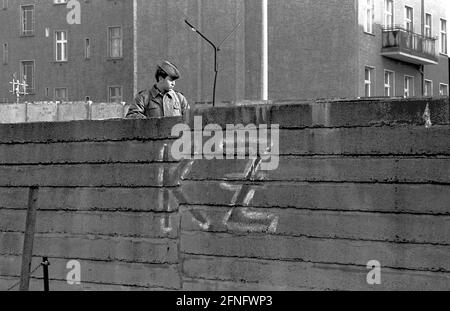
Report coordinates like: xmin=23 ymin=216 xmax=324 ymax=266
xmin=150 ymin=85 xmax=175 ymax=98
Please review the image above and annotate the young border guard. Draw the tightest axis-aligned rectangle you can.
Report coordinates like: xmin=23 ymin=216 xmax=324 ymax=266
xmin=126 ymin=60 xmax=190 ymax=118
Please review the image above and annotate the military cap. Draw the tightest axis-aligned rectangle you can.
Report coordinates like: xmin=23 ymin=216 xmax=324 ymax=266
xmin=157 ymin=60 xmax=180 ymax=80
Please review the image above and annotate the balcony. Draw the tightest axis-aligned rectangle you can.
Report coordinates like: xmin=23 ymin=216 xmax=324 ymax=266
xmin=381 ymin=26 xmax=438 ymax=65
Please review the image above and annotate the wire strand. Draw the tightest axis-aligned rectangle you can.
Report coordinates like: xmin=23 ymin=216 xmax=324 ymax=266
xmin=6 ymin=264 xmax=42 ymax=291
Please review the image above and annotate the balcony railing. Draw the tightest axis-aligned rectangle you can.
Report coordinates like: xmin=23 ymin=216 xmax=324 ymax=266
xmin=381 ymin=26 xmax=438 ymax=65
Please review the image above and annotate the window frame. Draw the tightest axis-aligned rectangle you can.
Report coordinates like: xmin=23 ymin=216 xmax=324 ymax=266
xmin=439 ymin=83 xmax=449 ymax=96
xmin=364 ymin=0 xmax=374 ymax=34
xmin=108 ymin=85 xmax=123 ymax=103
xmin=424 ymin=79 xmax=433 ymax=97
xmin=55 ymin=30 xmax=68 ymax=62
xmin=2 ymin=43 xmax=7 ymax=65
xmin=440 ymin=19 xmax=447 ymax=55
xmin=404 ymin=75 xmax=414 ymax=97
xmin=384 ymin=69 xmax=395 ymax=97
xmin=425 ymin=13 xmax=432 ymax=38
xmin=364 ymin=66 xmax=375 ymax=97
xmin=107 ymin=26 xmax=123 ymax=59
xmin=405 ymin=6 xmax=413 ymax=32
xmin=20 ymin=4 xmax=35 ymax=36
xmin=85 ymin=38 xmax=91 ymax=59
xmin=54 ymin=87 xmax=68 ymax=102
xmin=20 ymin=59 xmax=35 ymax=94
xmin=384 ymin=0 xmax=394 ymax=28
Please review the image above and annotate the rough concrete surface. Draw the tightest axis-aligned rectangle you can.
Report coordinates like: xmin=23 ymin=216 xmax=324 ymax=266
xmin=0 ymin=98 xmax=449 ymax=291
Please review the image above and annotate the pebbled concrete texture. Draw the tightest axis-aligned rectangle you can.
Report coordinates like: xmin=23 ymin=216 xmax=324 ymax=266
xmin=0 ymin=97 xmax=449 ymax=291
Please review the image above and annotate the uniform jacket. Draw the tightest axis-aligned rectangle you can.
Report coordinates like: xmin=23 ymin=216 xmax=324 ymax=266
xmin=126 ymin=85 xmax=189 ymax=119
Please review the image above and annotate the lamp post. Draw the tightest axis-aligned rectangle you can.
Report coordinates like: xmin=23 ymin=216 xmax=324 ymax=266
xmin=185 ymin=19 xmax=242 ymax=107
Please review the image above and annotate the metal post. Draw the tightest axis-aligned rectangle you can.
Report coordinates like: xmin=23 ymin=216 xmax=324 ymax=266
xmin=42 ymin=257 xmax=50 ymax=291
xmin=185 ymin=20 xmax=218 ymax=107
xmin=185 ymin=19 xmax=241 ymax=107
xmin=261 ymin=0 xmax=268 ymax=100
xmin=19 ymin=187 xmax=39 ymax=291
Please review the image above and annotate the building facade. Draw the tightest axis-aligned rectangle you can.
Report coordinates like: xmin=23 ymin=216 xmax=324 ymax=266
xmin=358 ymin=0 xmax=449 ymax=98
xmin=0 ymin=0 xmax=448 ymax=104
xmin=0 ymin=0 xmax=134 ymax=104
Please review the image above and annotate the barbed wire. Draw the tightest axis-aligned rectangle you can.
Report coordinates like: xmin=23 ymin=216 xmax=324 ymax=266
xmin=6 ymin=264 xmax=42 ymax=291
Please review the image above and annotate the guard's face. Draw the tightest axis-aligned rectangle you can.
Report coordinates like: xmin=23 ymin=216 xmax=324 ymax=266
xmin=159 ymin=77 xmax=176 ymax=93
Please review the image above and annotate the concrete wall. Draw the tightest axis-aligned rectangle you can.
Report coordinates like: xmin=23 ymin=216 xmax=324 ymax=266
xmin=0 ymin=102 xmax=127 ymax=123
xmin=135 ymin=0 xmax=360 ymax=103
xmin=0 ymin=97 xmax=449 ymax=291
xmin=268 ymin=0 xmax=359 ymax=100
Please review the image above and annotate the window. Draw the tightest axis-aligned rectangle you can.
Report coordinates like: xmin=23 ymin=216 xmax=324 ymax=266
xmin=21 ymin=60 xmax=34 ymax=93
xmin=441 ymin=19 xmax=447 ymax=54
xmin=55 ymin=31 xmax=68 ymax=61
xmin=384 ymin=0 xmax=394 ymax=28
xmin=405 ymin=7 xmax=414 ymax=48
xmin=108 ymin=86 xmax=122 ymax=103
xmin=384 ymin=70 xmax=394 ymax=97
xmin=405 ymin=6 xmax=413 ymax=31
xmin=404 ymin=76 xmax=414 ymax=97
xmin=85 ymin=38 xmax=91 ymax=59
xmin=439 ymin=83 xmax=448 ymax=96
xmin=2 ymin=43 xmax=7 ymax=65
xmin=2 ymin=0 xmax=8 ymax=10
xmin=425 ymin=14 xmax=432 ymax=37
xmin=108 ymin=27 xmax=122 ymax=58
xmin=54 ymin=88 xmax=68 ymax=101
xmin=21 ymin=5 xmax=34 ymax=36
xmin=365 ymin=67 xmax=374 ymax=97
xmin=424 ymin=80 xmax=433 ymax=96
xmin=365 ymin=0 xmax=374 ymax=33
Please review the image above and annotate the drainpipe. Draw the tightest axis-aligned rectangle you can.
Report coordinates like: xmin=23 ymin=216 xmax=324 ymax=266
xmin=421 ymin=0 xmax=425 ymax=96
xmin=421 ymin=0 xmax=425 ymax=35
xmin=133 ymin=0 xmax=137 ymax=97
xmin=420 ymin=64 xmax=425 ymax=96
xmin=261 ymin=0 xmax=268 ymax=100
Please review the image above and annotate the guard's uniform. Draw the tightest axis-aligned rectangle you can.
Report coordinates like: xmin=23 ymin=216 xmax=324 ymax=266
xmin=126 ymin=85 xmax=190 ymax=118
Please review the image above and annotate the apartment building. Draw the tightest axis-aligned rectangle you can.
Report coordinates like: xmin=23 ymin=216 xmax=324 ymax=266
xmin=0 ymin=0 xmax=448 ymax=104
xmin=359 ymin=0 xmax=448 ymax=98
xmin=0 ymin=0 xmax=134 ymax=103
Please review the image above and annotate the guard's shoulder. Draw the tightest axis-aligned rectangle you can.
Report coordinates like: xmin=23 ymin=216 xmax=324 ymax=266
xmin=137 ymin=89 xmax=149 ymax=96
xmin=135 ymin=89 xmax=150 ymax=100
xmin=175 ymin=91 xmax=186 ymax=99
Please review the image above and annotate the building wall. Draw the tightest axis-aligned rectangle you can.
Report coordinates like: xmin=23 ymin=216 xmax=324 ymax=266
xmin=135 ymin=0 xmax=360 ymax=103
xmin=357 ymin=0 xmax=449 ymax=97
xmin=1 ymin=1 xmax=448 ymax=105
xmin=268 ymin=0 xmax=359 ymax=100
xmin=0 ymin=97 xmax=449 ymax=290
xmin=0 ymin=0 xmax=134 ymax=103
xmin=135 ymin=0 xmax=248 ymax=104
xmin=422 ymin=1 xmax=449 ymax=95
